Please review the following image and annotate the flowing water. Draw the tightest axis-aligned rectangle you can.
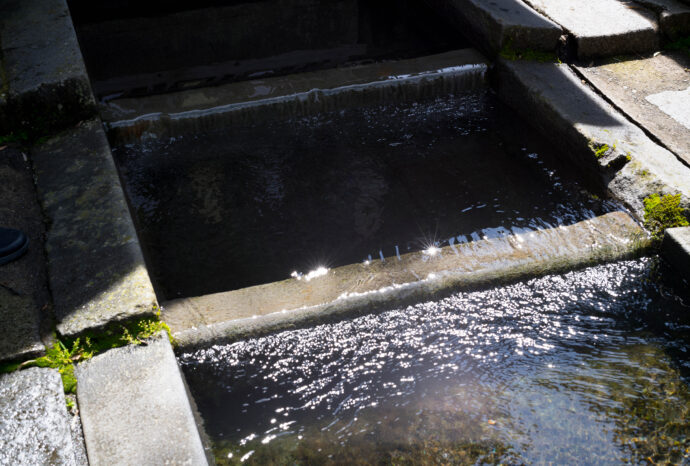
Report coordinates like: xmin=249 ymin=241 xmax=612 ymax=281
xmin=179 ymin=257 xmax=690 ymax=465
xmin=113 ymin=91 xmax=617 ymax=300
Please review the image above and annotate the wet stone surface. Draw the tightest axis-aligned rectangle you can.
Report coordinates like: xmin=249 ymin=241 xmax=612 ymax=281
xmin=179 ymin=257 xmax=690 ymax=465
xmin=114 ymin=91 xmax=616 ymax=300
xmin=0 ymin=367 xmax=78 ymax=465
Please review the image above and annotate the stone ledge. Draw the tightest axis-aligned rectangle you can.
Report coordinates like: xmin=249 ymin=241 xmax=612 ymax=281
xmin=31 ymin=119 xmax=157 ymax=337
xmin=0 ymin=367 xmax=79 ymax=465
xmin=165 ymin=212 xmax=650 ymax=349
xmin=76 ymin=334 xmax=211 ymax=466
xmin=496 ymin=60 xmax=690 ymax=220
xmin=422 ymin=0 xmax=562 ymax=57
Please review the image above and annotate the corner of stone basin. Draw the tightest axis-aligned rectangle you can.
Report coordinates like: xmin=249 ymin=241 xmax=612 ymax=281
xmin=662 ymin=227 xmax=690 ymax=281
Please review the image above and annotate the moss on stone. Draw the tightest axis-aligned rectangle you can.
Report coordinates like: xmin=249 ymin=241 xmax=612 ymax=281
xmin=643 ymin=193 xmax=689 ymax=241
xmin=0 ymin=310 xmax=174 ymax=394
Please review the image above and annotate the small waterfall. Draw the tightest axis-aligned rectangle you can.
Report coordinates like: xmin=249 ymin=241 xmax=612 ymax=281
xmin=107 ymin=63 xmax=487 ymax=144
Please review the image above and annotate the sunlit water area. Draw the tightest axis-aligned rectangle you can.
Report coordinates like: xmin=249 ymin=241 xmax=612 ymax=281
xmin=113 ymin=90 xmax=618 ymax=300
xmin=179 ymin=258 xmax=690 ymax=465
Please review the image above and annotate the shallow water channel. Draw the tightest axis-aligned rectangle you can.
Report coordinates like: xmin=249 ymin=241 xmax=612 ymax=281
xmin=179 ymin=258 xmax=690 ymax=464
xmin=114 ymin=91 xmax=616 ymax=300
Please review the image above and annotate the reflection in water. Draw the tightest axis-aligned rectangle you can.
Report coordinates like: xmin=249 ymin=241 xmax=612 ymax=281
xmin=179 ymin=258 xmax=690 ymax=464
xmin=114 ymin=92 xmax=618 ymax=299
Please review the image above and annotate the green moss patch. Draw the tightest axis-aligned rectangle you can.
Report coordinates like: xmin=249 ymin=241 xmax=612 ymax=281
xmin=0 ymin=312 xmax=174 ymax=394
xmin=643 ymin=193 xmax=689 ymax=241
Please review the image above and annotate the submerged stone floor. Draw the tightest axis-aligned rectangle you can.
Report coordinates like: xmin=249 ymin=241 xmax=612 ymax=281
xmin=0 ymin=0 xmax=690 ymax=464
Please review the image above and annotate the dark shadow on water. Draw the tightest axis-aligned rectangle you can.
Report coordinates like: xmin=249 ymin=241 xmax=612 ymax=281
xmin=112 ymin=91 xmax=620 ymax=300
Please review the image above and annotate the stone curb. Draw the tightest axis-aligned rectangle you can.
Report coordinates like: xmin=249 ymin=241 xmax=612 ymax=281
xmin=75 ymin=334 xmax=211 ymax=466
xmin=31 ymin=119 xmax=157 ymax=337
xmin=496 ymin=59 xmax=690 ymax=220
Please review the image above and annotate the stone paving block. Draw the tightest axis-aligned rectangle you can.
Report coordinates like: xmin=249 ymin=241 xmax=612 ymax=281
xmin=0 ymin=0 xmax=96 ymax=133
xmin=576 ymin=52 xmax=690 ymax=165
xmin=522 ymin=0 xmax=660 ymax=59
xmin=496 ymin=60 xmax=690 ymax=220
xmin=634 ymin=0 xmax=690 ymax=39
xmin=31 ymin=120 xmax=157 ymax=337
xmin=0 ymin=147 xmax=48 ymax=362
xmin=422 ymin=0 xmax=562 ymax=56
xmin=662 ymin=227 xmax=690 ymax=280
xmin=0 ymin=367 xmax=79 ymax=465
xmin=76 ymin=335 xmax=211 ymax=465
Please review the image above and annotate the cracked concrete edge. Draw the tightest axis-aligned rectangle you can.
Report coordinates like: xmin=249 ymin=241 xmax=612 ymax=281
xmin=75 ymin=333 xmax=212 ymax=466
xmin=495 ymin=59 xmax=690 ymax=221
xmin=31 ymin=119 xmax=157 ymax=337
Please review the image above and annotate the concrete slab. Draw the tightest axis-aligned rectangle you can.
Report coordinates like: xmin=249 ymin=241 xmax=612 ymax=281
xmin=497 ymin=60 xmax=690 ymax=219
xmin=633 ymin=0 xmax=690 ymax=39
xmin=104 ymin=49 xmax=489 ymax=143
xmin=164 ymin=212 xmax=650 ymax=348
xmin=522 ymin=0 xmax=660 ymax=59
xmin=0 ymin=146 xmax=48 ymax=362
xmin=662 ymin=227 xmax=690 ymax=279
xmin=76 ymin=334 xmax=211 ymax=466
xmin=0 ymin=0 xmax=96 ymax=134
xmin=0 ymin=367 xmax=79 ymax=465
xmin=31 ymin=120 xmax=157 ymax=337
xmin=576 ymin=52 xmax=690 ymax=165
xmin=422 ymin=0 xmax=562 ymax=56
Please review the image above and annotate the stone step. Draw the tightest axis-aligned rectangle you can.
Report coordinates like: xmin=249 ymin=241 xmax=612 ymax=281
xmin=0 ymin=0 xmax=96 ymax=134
xmin=496 ymin=60 xmax=690 ymax=219
xmin=75 ymin=334 xmax=211 ymax=465
xmin=0 ymin=367 xmax=81 ymax=465
xmin=164 ymin=212 xmax=650 ymax=349
xmin=422 ymin=0 xmax=562 ymax=56
xmin=522 ymin=0 xmax=660 ymax=59
xmin=31 ymin=120 xmax=157 ymax=337
xmin=633 ymin=0 xmax=690 ymax=39
xmin=575 ymin=52 xmax=690 ymax=165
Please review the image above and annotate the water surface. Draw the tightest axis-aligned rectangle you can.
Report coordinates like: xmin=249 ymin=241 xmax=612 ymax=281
xmin=180 ymin=258 xmax=690 ymax=464
xmin=114 ymin=91 xmax=616 ymax=299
